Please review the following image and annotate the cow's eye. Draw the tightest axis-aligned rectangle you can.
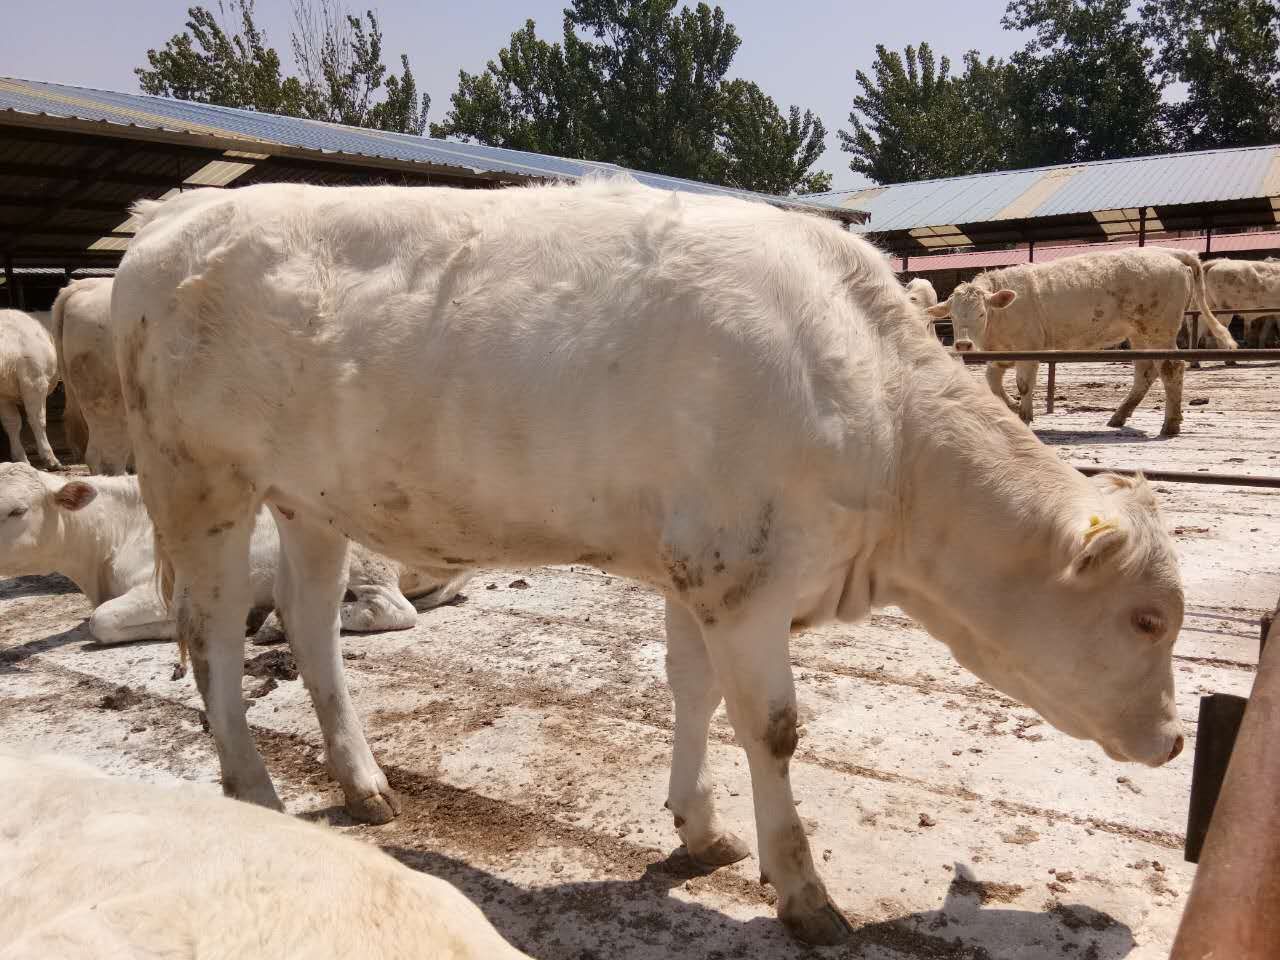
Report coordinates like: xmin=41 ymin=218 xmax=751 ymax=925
xmin=7 ymin=507 xmax=27 ymax=518
xmin=1132 ymin=610 xmax=1164 ymax=637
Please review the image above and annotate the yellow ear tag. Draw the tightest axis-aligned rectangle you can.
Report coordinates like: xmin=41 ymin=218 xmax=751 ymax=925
xmin=1083 ymin=515 xmax=1117 ymax=544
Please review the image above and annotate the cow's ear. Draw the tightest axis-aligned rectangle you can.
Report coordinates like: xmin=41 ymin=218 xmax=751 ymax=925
xmin=1071 ymin=515 xmax=1125 ymax=577
xmin=985 ymin=289 xmax=1016 ymax=309
xmin=53 ymin=481 xmax=97 ymax=512
xmin=925 ymin=301 xmax=951 ymax=318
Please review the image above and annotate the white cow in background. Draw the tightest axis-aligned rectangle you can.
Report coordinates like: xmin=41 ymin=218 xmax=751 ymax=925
xmin=0 ymin=308 xmax=61 ymax=468
xmin=51 ymin=277 xmax=131 ymax=474
xmin=0 ymin=463 xmax=469 ymax=645
xmin=114 ymin=179 xmax=1185 ymax=945
xmin=927 ymin=246 xmax=1234 ymax=435
xmin=905 ymin=277 xmax=938 ymax=310
xmin=0 ymin=750 xmax=533 ymax=960
xmin=1201 ymin=257 xmax=1280 ymax=348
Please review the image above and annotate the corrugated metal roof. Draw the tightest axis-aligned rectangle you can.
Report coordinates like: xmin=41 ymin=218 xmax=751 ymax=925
xmin=0 ymin=77 xmax=861 ymax=221
xmin=808 ymin=145 xmax=1280 ymax=233
xmin=894 ymin=228 xmax=1280 ymax=273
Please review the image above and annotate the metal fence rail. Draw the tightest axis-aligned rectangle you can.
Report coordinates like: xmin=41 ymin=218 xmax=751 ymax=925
xmin=955 ymin=349 xmax=1276 ymax=363
xmin=1073 ymin=466 xmax=1280 ymax=489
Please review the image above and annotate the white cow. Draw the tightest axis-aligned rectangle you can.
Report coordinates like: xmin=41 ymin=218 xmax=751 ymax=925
xmin=51 ymin=278 xmax=132 ymax=474
xmin=926 ymin=247 xmax=1234 ymax=435
xmin=904 ymin=277 xmax=938 ymax=310
xmin=1202 ymin=258 xmax=1280 ymax=347
xmin=0 ymin=750 xmax=532 ymax=960
xmin=0 ymin=308 xmax=61 ymax=467
xmin=113 ymin=180 xmax=1186 ymax=945
xmin=0 ymin=463 xmax=468 ymax=645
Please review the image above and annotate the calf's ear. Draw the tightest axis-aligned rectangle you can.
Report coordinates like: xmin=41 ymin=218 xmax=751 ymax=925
xmin=1070 ymin=515 xmax=1126 ymax=578
xmin=985 ymin=289 xmax=1016 ymax=309
xmin=53 ymin=481 xmax=97 ymax=512
xmin=925 ymin=301 xmax=951 ymax=318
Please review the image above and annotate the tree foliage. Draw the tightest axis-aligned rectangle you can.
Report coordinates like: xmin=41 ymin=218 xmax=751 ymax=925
xmin=1002 ymin=0 xmax=1167 ymax=166
xmin=432 ymin=1 xmax=829 ymax=195
xmin=839 ymin=43 xmax=1014 ymax=184
xmin=840 ymin=0 xmax=1279 ymax=185
xmin=1142 ymin=0 xmax=1280 ymax=150
xmin=136 ymin=0 xmax=429 ymax=134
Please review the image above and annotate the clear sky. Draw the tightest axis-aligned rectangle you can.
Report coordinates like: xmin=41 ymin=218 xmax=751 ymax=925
xmin=0 ymin=1 xmax=1031 ymax=190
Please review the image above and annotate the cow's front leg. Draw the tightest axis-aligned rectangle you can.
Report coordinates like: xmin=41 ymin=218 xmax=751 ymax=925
xmin=88 ymin=586 xmax=174 ymax=645
xmin=1014 ymin=360 xmax=1039 ymax=423
xmin=664 ymin=598 xmax=750 ymax=867
xmin=702 ymin=578 xmax=851 ymax=945
xmin=0 ymin=401 xmax=26 ymax=464
xmin=985 ymin=362 xmax=1018 ymax=413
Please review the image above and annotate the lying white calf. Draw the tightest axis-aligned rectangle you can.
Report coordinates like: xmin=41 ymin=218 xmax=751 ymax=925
xmin=0 ymin=749 xmax=531 ymax=960
xmin=0 ymin=463 xmax=468 ymax=644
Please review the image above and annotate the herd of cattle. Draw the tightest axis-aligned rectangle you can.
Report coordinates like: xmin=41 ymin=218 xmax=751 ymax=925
xmin=0 ymin=178 xmax=1272 ymax=951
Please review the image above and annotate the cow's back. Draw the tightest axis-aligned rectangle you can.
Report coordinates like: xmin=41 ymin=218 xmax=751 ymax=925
xmin=114 ymin=181 xmax=906 ymax=583
xmin=0 ymin=750 xmax=531 ymax=959
xmin=1205 ymin=258 xmax=1280 ymax=310
xmin=978 ymin=249 xmax=1193 ymax=350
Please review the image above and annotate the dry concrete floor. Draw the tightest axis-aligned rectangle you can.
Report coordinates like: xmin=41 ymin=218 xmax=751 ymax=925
xmin=1 ymin=358 xmax=1277 ymax=959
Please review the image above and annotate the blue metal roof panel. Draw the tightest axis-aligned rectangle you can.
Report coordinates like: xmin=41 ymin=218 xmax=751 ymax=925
xmin=0 ymin=77 xmax=856 ymax=218
xmin=809 ymin=144 xmax=1280 ymax=232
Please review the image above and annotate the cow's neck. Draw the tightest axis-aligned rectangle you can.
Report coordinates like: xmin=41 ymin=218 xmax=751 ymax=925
xmin=49 ymin=479 xmax=149 ymax=605
xmin=883 ymin=352 xmax=1087 ymax=640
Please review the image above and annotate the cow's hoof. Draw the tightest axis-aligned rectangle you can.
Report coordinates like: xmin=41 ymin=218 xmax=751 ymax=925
xmin=346 ymin=787 xmax=402 ymax=824
xmin=1107 ymin=414 xmax=1127 ymax=428
xmin=1189 ymin=361 xmax=1201 ymax=370
xmin=689 ymin=831 xmax=751 ymax=868
xmin=1160 ymin=422 xmax=1182 ymax=437
xmin=781 ymin=896 xmax=854 ymax=945
xmin=1225 ymin=360 xmax=1238 ymax=367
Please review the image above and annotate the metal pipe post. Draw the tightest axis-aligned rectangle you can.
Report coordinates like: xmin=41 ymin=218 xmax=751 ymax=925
xmin=1046 ymin=362 xmax=1056 ymax=413
xmin=1171 ymin=607 xmax=1280 ymax=958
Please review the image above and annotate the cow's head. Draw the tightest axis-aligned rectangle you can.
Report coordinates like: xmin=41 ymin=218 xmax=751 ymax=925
xmin=917 ymin=471 xmax=1184 ymax=768
xmin=0 ymin=463 xmax=97 ymax=576
xmin=926 ymin=283 xmax=1015 ymax=343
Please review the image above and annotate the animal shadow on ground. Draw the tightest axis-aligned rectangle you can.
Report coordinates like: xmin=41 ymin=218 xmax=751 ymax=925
xmin=0 ymin=623 xmax=90 ymax=672
xmin=1034 ymin=427 xmax=1164 ymax=447
xmin=303 ymin=797 xmax=1136 ymax=960
xmin=0 ymin=573 xmax=79 ymax=601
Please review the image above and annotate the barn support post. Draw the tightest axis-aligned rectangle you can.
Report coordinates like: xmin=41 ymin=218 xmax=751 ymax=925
xmin=3 ymin=255 xmax=13 ymax=308
xmin=1046 ymin=362 xmax=1056 ymax=413
xmin=1171 ymin=599 xmax=1280 ymax=958
xmin=1138 ymin=208 xmax=1147 ymax=247
xmin=1027 ymin=239 xmax=1036 ymax=262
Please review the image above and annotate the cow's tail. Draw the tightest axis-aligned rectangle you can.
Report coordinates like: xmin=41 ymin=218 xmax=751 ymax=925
xmin=1168 ymin=250 xmax=1236 ymax=350
xmin=153 ymin=531 xmax=182 ymax=665
xmin=50 ymin=282 xmax=89 ymax=459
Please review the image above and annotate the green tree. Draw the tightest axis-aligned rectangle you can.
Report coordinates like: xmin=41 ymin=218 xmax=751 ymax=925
xmin=1142 ymin=0 xmax=1280 ymax=150
xmin=137 ymin=1 xmax=305 ymax=115
xmin=289 ymin=1 xmax=430 ymax=134
xmin=432 ymin=1 xmax=828 ymax=195
xmin=839 ymin=43 xmax=1015 ymax=184
xmin=1002 ymin=0 xmax=1167 ymax=166
xmin=137 ymin=0 xmax=428 ymax=134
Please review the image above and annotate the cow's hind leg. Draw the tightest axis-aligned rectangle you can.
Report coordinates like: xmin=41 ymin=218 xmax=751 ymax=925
xmin=1107 ymin=359 xmax=1157 ymax=429
xmin=701 ymin=576 xmax=850 ymax=945
xmin=664 ymin=598 xmax=750 ymax=867
xmin=1156 ymin=359 xmax=1185 ymax=437
xmin=272 ymin=509 xmax=399 ymax=823
xmin=0 ymin=401 xmax=26 ymax=464
xmin=169 ymin=504 xmax=280 ymax=810
xmin=19 ymin=379 xmax=60 ymax=468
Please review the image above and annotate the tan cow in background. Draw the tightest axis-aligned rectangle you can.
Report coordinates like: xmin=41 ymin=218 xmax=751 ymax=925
xmin=51 ymin=277 xmax=130 ymax=474
xmin=927 ymin=246 xmax=1233 ymax=435
xmin=1201 ymin=257 xmax=1280 ymax=347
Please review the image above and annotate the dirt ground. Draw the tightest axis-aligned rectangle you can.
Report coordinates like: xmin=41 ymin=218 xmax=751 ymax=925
xmin=1 ymin=358 xmax=1276 ymax=960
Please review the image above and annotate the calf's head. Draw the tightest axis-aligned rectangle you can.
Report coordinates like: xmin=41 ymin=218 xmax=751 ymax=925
xmin=912 ymin=472 xmax=1184 ymax=768
xmin=0 ymin=464 xmax=97 ymax=576
xmin=926 ymin=283 xmax=1015 ymax=343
